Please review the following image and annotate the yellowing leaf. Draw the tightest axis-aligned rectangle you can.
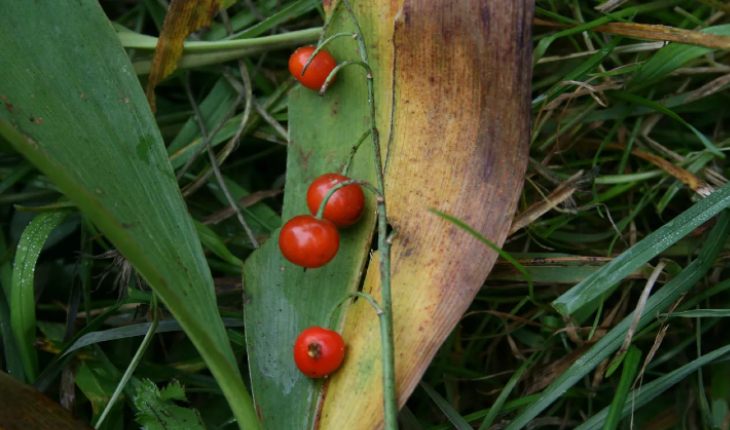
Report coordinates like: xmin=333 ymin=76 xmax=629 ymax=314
xmin=145 ymin=0 xmax=226 ymax=110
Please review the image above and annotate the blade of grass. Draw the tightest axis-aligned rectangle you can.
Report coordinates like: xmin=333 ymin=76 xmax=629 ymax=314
xmin=553 ymin=183 xmax=730 ymax=317
xmin=507 ymin=210 xmax=730 ymax=430
xmin=577 ymin=343 xmax=730 ymax=430
xmin=630 ymin=24 xmax=730 ymax=85
xmin=0 ymin=230 xmax=23 ymax=380
xmin=420 ymin=382 xmax=472 ymax=430
xmin=479 ymin=353 xmax=538 ymax=430
xmin=603 ymin=345 xmax=642 ymax=430
xmin=430 ymin=209 xmax=533 ymax=295
xmin=95 ymin=297 xmax=159 ymax=428
xmin=533 ymin=0 xmax=681 ymax=62
xmin=226 ymin=0 xmax=319 ymax=39
xmin=10 ymin=211 xmax=67 ymax=382
xmin=610 ymin=91 xmax=723 ymax=157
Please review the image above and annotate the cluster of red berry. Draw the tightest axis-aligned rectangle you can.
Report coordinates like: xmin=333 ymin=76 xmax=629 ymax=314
xmin=284 ymin=46 xmax=364 ymax=378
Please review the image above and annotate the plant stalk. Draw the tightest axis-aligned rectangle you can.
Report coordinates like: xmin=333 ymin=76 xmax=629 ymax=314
xmin=339 ymin=0 xmax=398 ymax=427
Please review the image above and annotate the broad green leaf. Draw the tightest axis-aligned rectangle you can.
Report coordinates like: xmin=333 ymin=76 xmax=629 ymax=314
xmin=553 ymin=183 xmax=730 ymax=316
xmin=76 ymin=360 xmax=124 ymax=430
xmin=242 ymin=9 xmax=377 ymax=429
xmin=10 ymin=211 xmax=67 ymax=381
xmin=507 ymin=211 xmax=730 ymax=430
xmin=317 ymin=2 xmax=532 ymax=429
xmin=0 ymin=2 xmax=257 ymax=428
xmin=243 ymin=1 xmax=532 ymax=429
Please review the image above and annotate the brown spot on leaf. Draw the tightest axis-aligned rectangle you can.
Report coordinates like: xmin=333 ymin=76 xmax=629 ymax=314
xmin=4 ymin=102 xmax=13 ymax=112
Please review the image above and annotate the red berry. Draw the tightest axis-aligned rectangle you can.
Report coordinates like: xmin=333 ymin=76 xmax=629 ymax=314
xmin=293 ymin=326 xmax=346 ymax=378
xmin=279 ymin=215 xmax=339 ymax=268
xmin=288 ymin=46 xmax=337 ymax=91
xmin=306 ymin=173 xmax=365 ymax=227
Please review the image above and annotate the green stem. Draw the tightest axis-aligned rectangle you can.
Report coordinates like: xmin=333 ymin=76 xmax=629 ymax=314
xmin=342 ymin=129 xmax=372 ymax=175
xmin=95 ymin=296 xmax=159 ymax=428
xmin=339 ymin=0 xmax=398 ymax=427
xmin=301 ymin=32 xmax=357 ymax=75
xmin=314 ymin=179 xmax=381 ymax=220
xmin=319 ymin=60 xmax=372 ymax=95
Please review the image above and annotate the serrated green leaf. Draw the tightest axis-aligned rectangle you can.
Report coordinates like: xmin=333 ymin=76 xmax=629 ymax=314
xmin=133 ymin=379 xmax=205 ymax=430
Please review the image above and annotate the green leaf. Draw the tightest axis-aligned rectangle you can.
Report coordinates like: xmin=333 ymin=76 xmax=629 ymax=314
xmin=420 ymin=382 xmax=472 ymax=430
xmin=609 ymin=91 xmax=723 ymax=157
xmin=10 ymin=211 xmax=66 ymax=381
xmin=532 ymin=0 xmax=681 ymax=62
xmin=227 ymin=0 xmax=320 ymax=40
xmin=0 ymin=2 xmax=257 ymax=427
xmin=553 ymin=183 xmax=730 ymax=316
xmin=195 ymin=221 xmax=244 ymax=267
xmin=133 ymin=379 xmax=205 ymax=430
xmin=76 ymin=360 xmax=125 ymax=430
xmin=603 ymin=346 xmax=642 ymax=430
xmin=62 ymin=318 xmax=243 ymax=358
xmin=576 ymin=343 xmax=730 ymax=430
xmin=0 ymin=229 xmax=23 ymax=380
xmin=661 ymin=309 xmax=730 ymax=318
xmin=242 ymin=10 xmax=377 ymax=429
xmin=507 ymin=211 xmax=730 ymax=430
xmin=630 ymin=24 xmax=730 ymax=86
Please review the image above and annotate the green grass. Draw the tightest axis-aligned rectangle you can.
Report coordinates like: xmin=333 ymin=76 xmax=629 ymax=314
xmin=0 ymin=0 xmax=729 ymax=428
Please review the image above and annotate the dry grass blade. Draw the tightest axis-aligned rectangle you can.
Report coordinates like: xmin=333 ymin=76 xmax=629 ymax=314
xmin=592 ymin=22 xmax=730 ymax=49
xmin=510 ymin=170 xmax=583 ymax=235
xmin=618 ymin=261 xmax=666 ymax=356
xmin=595 ymin=0 xmax=631 ymax=13
xmin=203 ymin=188 xmax=282 ymax=224
xmin=535 ymin=19 xmax=730 ymax=50
xmin=606 ymin=143 xmax=713 ymax=196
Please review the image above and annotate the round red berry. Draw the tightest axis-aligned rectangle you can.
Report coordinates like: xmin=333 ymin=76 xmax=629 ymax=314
xmin=293 ymin=326 xmax=346 ymax=378
xmin=279 ymin=215 xmax=340 ymax=268
xmin=288 ymin=46 xmax=337 ymax=91
xmin=306 ymin=173 xmax=365 ymax=227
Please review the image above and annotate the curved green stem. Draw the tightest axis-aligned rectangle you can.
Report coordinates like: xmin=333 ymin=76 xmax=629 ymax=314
xmin=338 ymin=0 xmax=398 ymax=427
xmin=342 ymin=129 xmax=372 ymax=175
xmin=315 ymin=179 xmax=382 ymax=220
xmin=95 ymin=295 xmax=159 ymax=428
xmin=301 ymin=32 xmax=358 ymax=75
xmin=319 ymin=60 xmax=373 ymax=95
